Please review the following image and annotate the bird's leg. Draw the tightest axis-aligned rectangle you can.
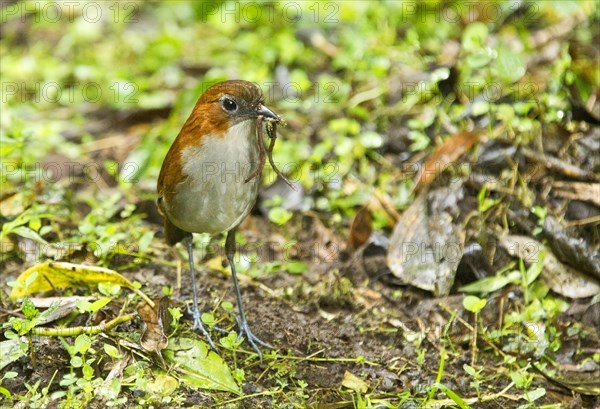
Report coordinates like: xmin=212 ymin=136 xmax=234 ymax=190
xmin=184 ymin=235 xmax=218 ymax=350
xmin=225 ymin=228 xmax=272 ymax=361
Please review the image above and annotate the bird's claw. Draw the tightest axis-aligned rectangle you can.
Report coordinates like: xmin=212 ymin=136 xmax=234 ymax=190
xmin=190 ymin=308 xmax=218 ymax=351
xmin=234 ymin=315 xmax=272 ymax=362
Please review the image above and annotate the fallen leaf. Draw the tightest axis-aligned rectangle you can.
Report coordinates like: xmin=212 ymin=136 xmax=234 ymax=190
xmin=414 ymin=131 xmax=481 ymax=189
xmin=139 ymin=297 xmax=172 ymax=352
xmin=500 ymin=235 xmax=600 ymax=298
xmin=349 ymin=205 xmax=373 ymax=249
xmin=149 ymin=374 xmax=179 ymax=396
xmin=10 ymin=261 xmax=154 ymax=307
xmin=29 ymin=296 xmax=94 ymax=325
xmin=533 ymin=362 xmax=600 ymax=396
xmin=164 ymin=337 xmax=240 ymax=395
xmin=341 ymin=371 xmax=369 ymax=393
xmin=0 ymin=339 xmax=28 ymax=371
xmin=551 ymin=181 xmax=600 ymax=206
xmin=387 ymin=182 xmax=466 ymax=296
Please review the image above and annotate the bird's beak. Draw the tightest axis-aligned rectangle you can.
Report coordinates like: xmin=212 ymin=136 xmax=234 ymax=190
xmin=256 ymin=104 xmax=280 ymax=122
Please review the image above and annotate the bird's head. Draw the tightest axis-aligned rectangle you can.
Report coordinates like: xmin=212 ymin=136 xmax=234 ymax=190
xmin=189 ymin=80 xmax=280 ymax=136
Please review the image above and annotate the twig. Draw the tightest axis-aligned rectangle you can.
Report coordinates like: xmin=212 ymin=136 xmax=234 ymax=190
xmin=565 ymin=215 xmax=600 ymax=227
xmin=32 ymin=313 xmax=136 ymax=336
xmin=521 ymin=147 xmax=597 ymax=181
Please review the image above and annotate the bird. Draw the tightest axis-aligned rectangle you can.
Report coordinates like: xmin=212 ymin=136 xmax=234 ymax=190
xmin=157 ymin=80 xmax=280 ymax=360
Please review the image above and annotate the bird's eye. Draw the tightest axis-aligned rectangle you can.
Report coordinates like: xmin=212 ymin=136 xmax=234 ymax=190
xmin=221 ymin=97 xmax=237 ymax=112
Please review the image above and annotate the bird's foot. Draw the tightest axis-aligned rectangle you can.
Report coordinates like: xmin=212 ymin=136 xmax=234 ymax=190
xmin=234 ymin=315 xmax=272 ymax=362
xmin=189 ymin=306 xmax=218 ymax=351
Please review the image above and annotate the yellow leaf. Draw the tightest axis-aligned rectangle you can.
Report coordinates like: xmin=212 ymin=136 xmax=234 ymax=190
xmin=205 ymin=256 xmax=226 ymax=273
xmin=341 ymin=370 xmax=369 ymax=393
xmin=10 ymin=261 xmax=154 ymax=307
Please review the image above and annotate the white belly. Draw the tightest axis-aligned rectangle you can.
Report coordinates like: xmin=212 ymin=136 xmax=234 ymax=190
xmin=167 ymin=120 xmax=260 ymax=235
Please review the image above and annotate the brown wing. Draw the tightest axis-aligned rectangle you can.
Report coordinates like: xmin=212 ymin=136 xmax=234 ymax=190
xmin=157 ymin=139 xmax=191 ymax=246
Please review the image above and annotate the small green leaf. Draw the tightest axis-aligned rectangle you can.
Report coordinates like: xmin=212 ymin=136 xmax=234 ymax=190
xmin=472 ymin=100 xmax=489 ymax=116
xmin=76 ymin=300 xmax=92 ymax=313
xmin=463 ymin=364 xmax=476 ymax=376
xmin=286 ymin=260 xmax=308 ymax=275
xmin=496 ymin=45 xmax=526 ymax=84
xmin=104 ymin=344 xmax=120 ymax=359
xmin=9 ymin=226 xmax=48 ymax=244
xmin=28 ymin=217 xmax=41 ymax=232
xmin=462 ymin=22 xmax=489 ymax=52
xmin=150 ymin=374 xmax=178 ymax=396
xmin=74 ymin=334 xmax=92 ymax=354
xmin=82 ymin=363 xmax=94 ymax=379
xmin=329 ymin=118 xmax=361 ymax=135
xmin=221 ymin=301 xmax=234 ymax=312
xmin=0 ymin=386 xmax=11 ymax=399
xmin=359 ymin=131 xmax=383 ymax=148
xmin=70 ymin=356 xmax=83 ymax=368
xmin=24 ymin=271 xmax=38 ymax=288
xmin=459 ymin=270 xmax=521 ymax=294
xmin=201 ymin=312 xmax=215 ymax=326
xmin=526 ymin=387 xmax=546 ymax=402
xmin=21 ymin=298 xmax=39 ymax=319
xmin=408 ymin=130 xmax=430 ymax=151
xmin=268 ymin=207 xmax=293 ymax=225
xmin=525 ymin=251 xmax=545 ymax=285
xmin=138 ymin=231 xmax=155 ymax=253
xmin=432 ymin=383 xmax=470 ymax=409
xmin=219 ymin=332 xmax=241 ymax=350
xmin=168 ymin=307 xmax=183 ymax=322
xmin=510 ymin=371 xmax=528 ymax=388
xmin=463 ymin=295 xmax=487 ymax=313
xmin=98 ymin=282 xmax=121 ymax=297
xmin=3 ymin=371 xmax=18 ymax=380
xmin=89 ymin=297 xmax=111 ymax=313
xmin=531 ymin=206 xmax=547 ymax=222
